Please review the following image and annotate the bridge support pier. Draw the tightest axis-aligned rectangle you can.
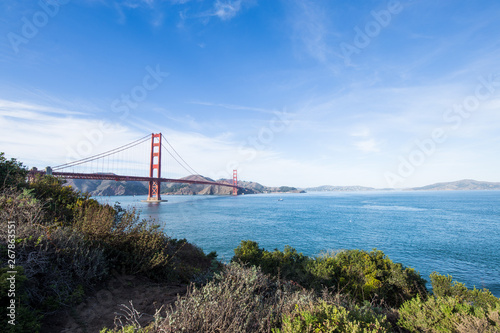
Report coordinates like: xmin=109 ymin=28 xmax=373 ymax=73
xmin=233 ymin=169 xmax=238 ymax=196
xmin=147 ymin=133 xmax=164 ymax=202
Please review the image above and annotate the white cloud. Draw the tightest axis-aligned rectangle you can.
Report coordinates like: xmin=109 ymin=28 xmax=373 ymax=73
xmin=0 ymin=99 xmax=139 ymax=168
xmin=213 ymin=0 xmax=243 ymax=21
xmin=190 ymin=101 xmax=278 ymax=115
xmin=354 ymin=138 xmax=380 ymax=153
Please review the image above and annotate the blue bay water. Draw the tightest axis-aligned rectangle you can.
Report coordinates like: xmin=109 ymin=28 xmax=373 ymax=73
xmin=97 ymin=191 xmax=500 ymax=297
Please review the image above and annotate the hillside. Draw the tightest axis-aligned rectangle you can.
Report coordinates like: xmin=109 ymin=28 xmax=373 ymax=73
xmin=305 ymin=185 xmax=377 ymax=192
xmin=66 ymin=177 xmax=500 ymax=195
xmin=410 ymin=179 xmax=500 ymax=191
xmin=65 ymin=175 xmax=305 ymax=196
xmin=65 ymin=178 xmax=149 ymax=196
xmin=304 ymin=179 xmax=500 ymax=192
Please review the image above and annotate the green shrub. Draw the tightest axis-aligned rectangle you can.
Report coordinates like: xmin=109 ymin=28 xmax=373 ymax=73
xmin=0 ymin=153 xmax=28 ymax=191
xmin=0 ymin=266 xmax=42 ymax=333
xmin=398 ymin=294 xmax=500 ymax=332
xmin=430 ymin=272 xmax=500 ymax=310
xmin=28 ymin=175 xmax=87 ymax=225
xmin=275 ymin=301 xmax=391 ymax=333
xmin=322 ymin=249 xmax=427 ymax=307
xmin=233 ymin=241 xmax=427 ymax=307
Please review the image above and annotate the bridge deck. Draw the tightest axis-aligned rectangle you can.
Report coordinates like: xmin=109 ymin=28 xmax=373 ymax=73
xmin=30 ymin=171 xmax=239 ymax=189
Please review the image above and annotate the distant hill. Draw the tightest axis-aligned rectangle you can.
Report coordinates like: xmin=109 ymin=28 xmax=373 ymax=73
xmin=409 ymin=179 xmax=500 ymax=191
xmin=64 ymin=175 xmax=305 ymax=196
xmin=304 ymin=179 xmax=500 ymax=192
xmin=65 ymin=177 xmax=500 ymax=196
xmin=305 ymin=185 xmax=377 ymax=192
xmin=65 ymin=178 xmax=148 ymax=196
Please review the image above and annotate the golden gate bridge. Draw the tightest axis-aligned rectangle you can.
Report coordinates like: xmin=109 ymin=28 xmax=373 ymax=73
xmin=29 ymin=133 xmax=240 ymax=202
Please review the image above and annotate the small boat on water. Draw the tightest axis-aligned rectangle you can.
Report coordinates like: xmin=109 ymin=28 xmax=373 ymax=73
xmin=278 ymin=197 xmax=283 ymax=201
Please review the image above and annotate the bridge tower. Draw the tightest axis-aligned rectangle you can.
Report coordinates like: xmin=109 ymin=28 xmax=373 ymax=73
xmin=148 ymin=133 xmax=162 ymax=201
xmin=233 ymin=169 xmax=238 ymax=196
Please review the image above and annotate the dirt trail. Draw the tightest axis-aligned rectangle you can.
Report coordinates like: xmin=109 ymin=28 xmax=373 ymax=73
xmin=41 ymin=274 xmax=187 ymax=333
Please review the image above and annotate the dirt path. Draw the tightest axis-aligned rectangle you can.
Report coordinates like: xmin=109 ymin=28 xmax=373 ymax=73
xmin=41 ymin=274 xmax=187 ymax=333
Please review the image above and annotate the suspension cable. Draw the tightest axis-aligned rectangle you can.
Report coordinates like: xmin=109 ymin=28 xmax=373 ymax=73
xmin=53 ymin=134 xmax=151 ymax=170
xmin=161 ymin=134 xmax=200 ymax=175
xmin=161 ymin=142 xmax=198 ymax=176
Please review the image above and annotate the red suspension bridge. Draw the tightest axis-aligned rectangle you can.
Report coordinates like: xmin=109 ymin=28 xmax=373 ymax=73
xmin=29 ymin=133 xmax=240 ymax=202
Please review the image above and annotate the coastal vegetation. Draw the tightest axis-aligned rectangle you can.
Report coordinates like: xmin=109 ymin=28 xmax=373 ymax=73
xmin=1 ymin=153 xmax=499 ymax=332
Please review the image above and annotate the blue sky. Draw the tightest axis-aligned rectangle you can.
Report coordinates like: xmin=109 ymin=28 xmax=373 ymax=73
xmin=1 ymin=0 xmax=500 ymax=188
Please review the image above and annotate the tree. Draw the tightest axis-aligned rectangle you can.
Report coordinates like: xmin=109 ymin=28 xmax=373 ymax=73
xmin=0 ymin=152 xmax=28 ymax=190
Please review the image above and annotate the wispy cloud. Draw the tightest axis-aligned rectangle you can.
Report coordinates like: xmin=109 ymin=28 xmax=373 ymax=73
xmin=0 ymin=99 xmax=85 ymax=117
xmin=212 ymin=0 xmax=244 ymax=21
xmin=287 ymin=0 xmax=342 ymax=71
xmin=122 ymin=0 xmax=155 ymax=9
xmin=0 ymin=99 xmax=135 ymax=168
xmin=190 ymin=101 xmax=278 ymax=115
xmin=188 ymin=0 xmax=254 ymax=23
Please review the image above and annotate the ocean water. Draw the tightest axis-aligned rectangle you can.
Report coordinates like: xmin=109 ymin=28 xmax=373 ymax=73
xmin=97 ymin=190 xmax=500 ymax=297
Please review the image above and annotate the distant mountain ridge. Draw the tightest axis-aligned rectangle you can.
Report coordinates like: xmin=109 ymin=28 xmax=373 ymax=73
xmin=305 ymin=185 xmax=376 ymax=192
xmin=305 ymin=179 xmax=500 ymax=192
xmin=65 ymin=178 xmax=500 ymax=196
xmin=409 ymin=179 xmax=500 ymax=191
xmin=65 ymin=175 xmax=305 ymax=196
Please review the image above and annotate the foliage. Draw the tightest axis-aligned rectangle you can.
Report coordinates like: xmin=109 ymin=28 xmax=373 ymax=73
xmin=0 ymin=188 xmax=43 ymax=225
xmin=430 ymin=272 xmax=500 ymax=310
xmin=0 ymin=153 xmax=28 ymax=191
xmin=156 ymin=263 xmax=316 ymax=333
xmin=27 ymin=175 xmax=87 ymax=225
xmin=398 ymin=294 xmax=500 ymax=332
xmin=0 ymin=266 xmax=42 ymax=333
xmin=234 ymin=240 xmax=311 ymax=283
xmin=0 ymin=155 xmax=217 ymax=331
xmin=233 ymin=241 xmax=427 ymax=307
xmin=275 ymin=301 xmax=391 ymax=333
xmin=395 ymin=272 xmax=500 ymax=332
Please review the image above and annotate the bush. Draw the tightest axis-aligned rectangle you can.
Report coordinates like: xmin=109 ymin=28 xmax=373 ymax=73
xmin=233 ymin=241 xmax=427 ymax=307
xmin=398 ymin=294 xmax=500 ymax=332
xmin=430 ymin=272 xmax=500 ymax=310
xmin=276 ymin=301 xmax=391 ymax=333
xmin=0 ymin=266 xmax=42 ymax=333
xmin=234 ymin=240 xmax=312 ymax=283
xmin=73 ymin=200 xmax=213 ymax=282
xmin=397 ymin=272 xmax=500 ymax=332
xmin=0 ymin=153 xmax=28 ymax=191
xmin=1 ymin=168 xmax=216 ymax=331
xmin=318 ymin=249 xmax=427 ymax=307
xmin=156 ymin=263 xmax=315 ymax=333
xmin=27 ymin=175 xmax=86 ymax=225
